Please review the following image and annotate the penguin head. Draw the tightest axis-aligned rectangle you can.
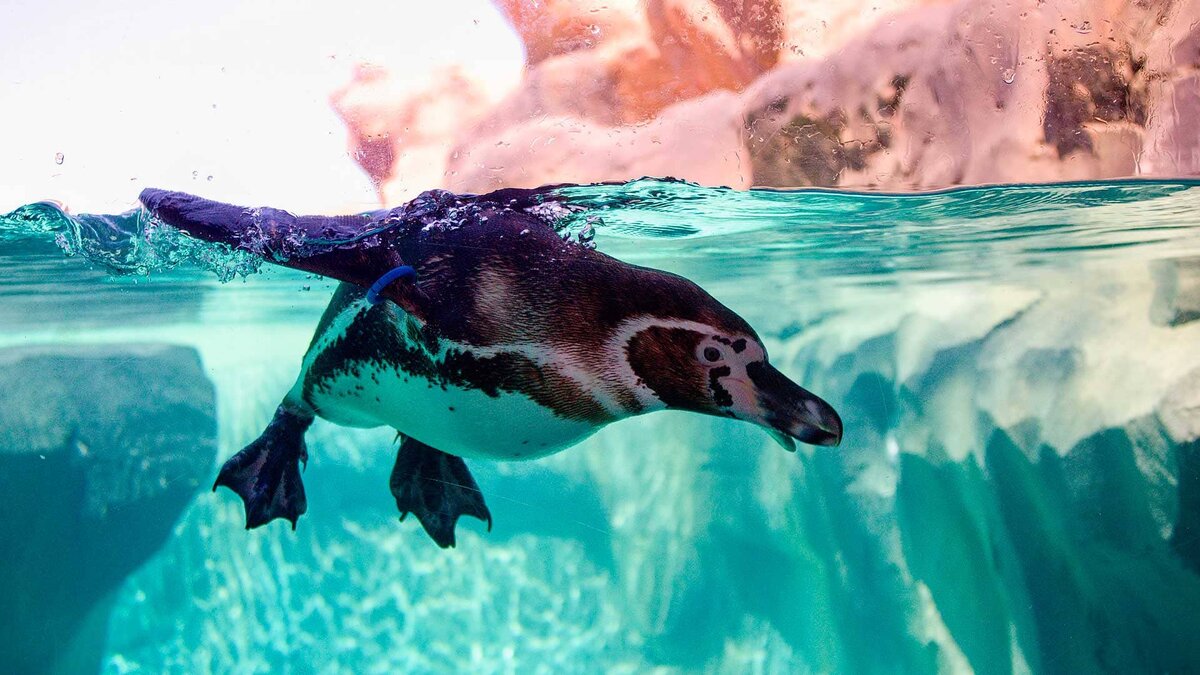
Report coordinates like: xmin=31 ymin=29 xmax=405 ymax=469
xmin=624 ymin=319 xmax=843 ymax=450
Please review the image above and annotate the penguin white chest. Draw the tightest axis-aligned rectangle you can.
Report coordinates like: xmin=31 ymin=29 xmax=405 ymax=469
xmin=308 ymin=364 xmax=599 ymax=460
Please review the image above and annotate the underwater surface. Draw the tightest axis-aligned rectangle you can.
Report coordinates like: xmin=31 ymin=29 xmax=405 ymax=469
xmin=2 ymin=178 xmax=1200 ymax=673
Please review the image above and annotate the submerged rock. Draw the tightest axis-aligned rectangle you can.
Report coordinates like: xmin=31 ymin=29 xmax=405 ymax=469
xmin=1152 ymin=257 xmax=1200 ymax=327
xmin=0 ymin=344 xmax=216 ymax=675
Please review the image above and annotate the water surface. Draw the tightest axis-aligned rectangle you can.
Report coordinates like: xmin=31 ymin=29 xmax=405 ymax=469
xmin=2 ymin=178 xmax=1198 ymax=674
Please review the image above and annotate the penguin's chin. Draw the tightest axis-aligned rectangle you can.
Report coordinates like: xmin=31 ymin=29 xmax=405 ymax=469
xmin=788 ymin=424 xmax=842 ymax=447
xmin=766 ymin=429 xmax=797 ymax=453
xmin=764 ymin=421 xmax=843 ymax=451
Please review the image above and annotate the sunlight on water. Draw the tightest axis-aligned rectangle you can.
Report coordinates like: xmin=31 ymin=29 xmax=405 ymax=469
xmin=3 ymin=178 xmax=1199 ymax=299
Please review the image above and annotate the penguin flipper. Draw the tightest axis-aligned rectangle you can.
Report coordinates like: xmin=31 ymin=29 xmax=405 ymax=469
xmin=390 ymin=437 xmax=492 ymax=548
xmin=140 ymin=188 xmax=433 ymax=322
xmin=214 ymin=403 xmax=314 ymax=530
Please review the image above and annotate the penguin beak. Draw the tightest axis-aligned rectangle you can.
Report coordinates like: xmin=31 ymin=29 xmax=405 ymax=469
xmin=739 ymin=362 xmax=842 ymax=450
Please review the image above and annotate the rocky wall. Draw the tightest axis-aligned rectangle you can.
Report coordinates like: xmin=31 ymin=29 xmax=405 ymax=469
xmin=332 ymin=0 xmax=1200 ymax=204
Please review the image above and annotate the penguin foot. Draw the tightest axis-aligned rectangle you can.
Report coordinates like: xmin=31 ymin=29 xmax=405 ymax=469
xmin=390 ymin=437 xmax=492 ymax=548
xmin=214 ymin=404 xmax=314 ymax=530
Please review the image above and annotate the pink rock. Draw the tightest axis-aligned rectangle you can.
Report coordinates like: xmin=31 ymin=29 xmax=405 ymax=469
xmin=333 ymin=0 xmax=1200 ymax=199
xmin=446 ymin=92 xmax=753 ymax=195
xmin=739 ymin=0 xmax=1200 ymax=188
xmin=488 ymin=0 xmax=784 ymax=125
xmin=330 ymin=64 xmax=499 ymax=204
xmin=493 ymin=0 xmax=643 ymax=65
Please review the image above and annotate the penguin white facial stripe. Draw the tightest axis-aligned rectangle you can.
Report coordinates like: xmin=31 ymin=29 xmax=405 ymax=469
xmin=605 ymin=316 xmax=755 ymax=410
xmin=717 ymin=376 xmax=767 ymax=419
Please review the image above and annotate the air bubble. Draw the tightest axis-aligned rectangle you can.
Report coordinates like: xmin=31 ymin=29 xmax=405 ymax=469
xmin=54 ymin=153 xmax=64 ymax=165
xmin=577 ymin=215 xmax=599 ymax=249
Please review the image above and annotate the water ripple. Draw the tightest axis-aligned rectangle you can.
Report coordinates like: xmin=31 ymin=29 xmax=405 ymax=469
xmin=1 ymin=178 xmax=1198 ymax=305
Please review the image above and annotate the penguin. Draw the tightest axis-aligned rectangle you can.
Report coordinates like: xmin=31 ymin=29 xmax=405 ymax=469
xmin=139 ymin=185 xmax=843 ymax=548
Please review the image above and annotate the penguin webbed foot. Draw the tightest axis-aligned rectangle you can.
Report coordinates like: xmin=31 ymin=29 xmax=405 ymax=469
xmin=390 ymin=437 xmax=492 ymax=548
xmin=214 ymin=404 xmax=314 ymax=530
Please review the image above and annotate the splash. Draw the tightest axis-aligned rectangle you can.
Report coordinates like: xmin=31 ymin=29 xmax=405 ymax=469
xmin=0 ymin=201 xmax=263 ymax=282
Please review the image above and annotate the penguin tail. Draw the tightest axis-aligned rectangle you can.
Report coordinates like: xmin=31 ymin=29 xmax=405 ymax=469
xmin=389 ymin=437 xmax=493 ymax=548
xmin=214 ymin=403 xmax=314 ymax=530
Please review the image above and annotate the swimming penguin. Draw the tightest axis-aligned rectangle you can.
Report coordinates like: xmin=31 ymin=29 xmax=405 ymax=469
xmin=140 ymin=185 xmax=843 ymax=547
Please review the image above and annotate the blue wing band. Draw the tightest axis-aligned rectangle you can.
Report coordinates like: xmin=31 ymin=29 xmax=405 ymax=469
xmin=366 ymin=265 xmax=417 ymax=305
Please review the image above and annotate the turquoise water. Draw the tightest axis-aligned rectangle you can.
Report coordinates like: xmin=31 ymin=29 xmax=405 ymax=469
xmin=2 ymin=178 xmax=1200 ymax=673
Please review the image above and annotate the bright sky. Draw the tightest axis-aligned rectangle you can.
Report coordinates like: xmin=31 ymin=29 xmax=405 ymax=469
xmin=0 ymin=0 xmax=524 ymax=215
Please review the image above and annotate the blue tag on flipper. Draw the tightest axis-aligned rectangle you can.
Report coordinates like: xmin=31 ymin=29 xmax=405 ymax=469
xmin=366 ymin=265 xmax=417 ymax=305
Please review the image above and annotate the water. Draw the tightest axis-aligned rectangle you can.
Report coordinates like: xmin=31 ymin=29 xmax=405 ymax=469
xmin=1 ymin=178 xmax=1199 ymax=673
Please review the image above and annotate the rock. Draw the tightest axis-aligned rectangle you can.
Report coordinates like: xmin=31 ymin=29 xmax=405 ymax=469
xmin=493 ymin=0 xmax=643 ymax=65
xmin=0 ymin=344 xmax=216 ymax=675
xmin=740 ymin=0 xmax=1184 ymax=188
xmin=337 ymin=0 xmax=790 ymax=198
xmin=742 ymin=256 xmax=1200 ymax=672
xmin=777 ymin=0 xmax=925 ymax=61
xmin=1152 ymin=257 xmax=1200 ymax=327
xmin=444 ymin=92 xmax=752 ymax=195
xmin=982 ymin=427 xmax=1200 ymax=674
xmin=334 ymin=0 xmax=1200 ymax=195
xmin=1173 ymin=438 xmax=1200 ymax=573
xmin=1160 ymin=367 xmax=1200 ymax=445
xmin=329 ymin=65 xmax=502 ymax=204
xmin=490 ymin=0 xmax=782 ymax=124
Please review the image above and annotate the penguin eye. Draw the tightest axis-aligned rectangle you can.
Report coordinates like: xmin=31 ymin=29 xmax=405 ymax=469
xmin=702 ymin=346 xmax=723 ymax=363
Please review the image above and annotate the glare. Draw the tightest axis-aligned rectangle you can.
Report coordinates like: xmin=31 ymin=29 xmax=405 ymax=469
xmin=0 ymin=0 xmax=524 ymax=214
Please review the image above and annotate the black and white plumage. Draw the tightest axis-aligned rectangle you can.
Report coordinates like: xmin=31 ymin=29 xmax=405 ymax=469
xmin=140 ymin=185 xmax=843 ymax=548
